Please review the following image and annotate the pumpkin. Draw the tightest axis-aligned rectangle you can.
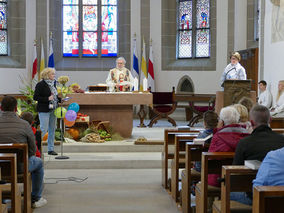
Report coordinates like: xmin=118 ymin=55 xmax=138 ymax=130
xmin=68 ymin=128 xmax=80 ymax=140
xmin=42 ymin=133 xmax=48 ymax=141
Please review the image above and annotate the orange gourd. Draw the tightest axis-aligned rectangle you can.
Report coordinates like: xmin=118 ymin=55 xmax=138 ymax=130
xmin=42 ymin=133 xmax=48 ymax=141
xmin=68 ymin=128 xmax=80 ymax=140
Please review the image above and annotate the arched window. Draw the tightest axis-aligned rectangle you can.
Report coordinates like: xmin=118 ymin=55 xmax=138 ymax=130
xmin=177 ymin=0 xmax=210 ymax=59
xmin=0 ymin=0 xmax=7 ymax=56
xmin=62 ymin=0 xmax=117 ymax=57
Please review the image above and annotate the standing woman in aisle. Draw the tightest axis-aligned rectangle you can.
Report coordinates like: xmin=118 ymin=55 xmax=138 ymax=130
xmin=34 ymin=68 xmax=60 ymax=155
xmin=220 ymin=52 xmax=247 ymax=88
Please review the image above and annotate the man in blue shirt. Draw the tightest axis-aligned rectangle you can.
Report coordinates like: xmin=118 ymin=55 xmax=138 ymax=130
xmin=253 ymin=147 xmax=284 ymax=186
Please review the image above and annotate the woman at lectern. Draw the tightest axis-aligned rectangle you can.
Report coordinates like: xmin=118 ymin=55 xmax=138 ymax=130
xmin=220 ymin=52 xmax=247 ymax=88
xmin=270 ymin=80 xmax=284 ymax=117
xmin=106 ymin=57 xmax=134 ymax=92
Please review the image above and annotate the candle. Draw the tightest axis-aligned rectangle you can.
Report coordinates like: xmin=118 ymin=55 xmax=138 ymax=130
xmin=143 ymin=78 xmax=148 ymax=91
xmin=134 ymin=77 xmax=138 ymax=91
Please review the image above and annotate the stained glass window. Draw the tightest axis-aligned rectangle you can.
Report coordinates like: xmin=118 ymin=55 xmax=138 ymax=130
xmin=0 ymin=0 xmax=7 ymax=55
xmin=177 ymin=0 xmax=210 ymax=59
xmin=62 ymin=0 xmax=117 ymax=57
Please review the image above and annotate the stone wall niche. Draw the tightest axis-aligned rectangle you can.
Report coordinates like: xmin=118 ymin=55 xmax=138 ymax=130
xmin=177 ymin=75 xmax=194 ymax=93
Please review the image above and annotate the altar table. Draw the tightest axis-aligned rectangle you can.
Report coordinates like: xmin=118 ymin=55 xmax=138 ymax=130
xmin=65 ymin=92 xmax=153 ymax=138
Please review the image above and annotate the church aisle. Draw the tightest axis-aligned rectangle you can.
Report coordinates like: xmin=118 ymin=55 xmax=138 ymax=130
xmin=34 ymin=169 xmax=179 ymax=213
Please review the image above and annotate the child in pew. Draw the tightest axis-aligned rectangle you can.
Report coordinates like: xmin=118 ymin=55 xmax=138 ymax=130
xmin=193 ymin=110 xmax=219 ymax=172
xmin=21 ymin=112 xmax=42 ymax=158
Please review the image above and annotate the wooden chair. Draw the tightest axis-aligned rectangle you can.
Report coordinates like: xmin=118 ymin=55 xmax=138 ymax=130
xmin=253 ymin=186 xmax=284 ymax=213
xmin=181 ymin=142 xmax=209 ymax=213
xmin=0 ymin=144 xmax=32 ymax=213
xmin=212 ymin=165 xmax=257 ymax=213
xmin=188 ymin=96 xmax=215 ymax=127
xmin=162 ymin=128 xmax=201 ymax=189
xmin=171 ymin=134 xmax=199 ymax=202
xmin=148 ymin=88 xmax=177 ymax=127
xmin=0 ymin=153 xmax=21 ymax=213
xmin=195 ymin=152 xmax=235 ymax=213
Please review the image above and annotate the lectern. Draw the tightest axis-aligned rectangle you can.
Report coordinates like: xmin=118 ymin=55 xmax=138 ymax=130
xmin=215 ymin=80 xmax=256 ymax=114
xmin=223 ymin=80 xmax=251 ymax=106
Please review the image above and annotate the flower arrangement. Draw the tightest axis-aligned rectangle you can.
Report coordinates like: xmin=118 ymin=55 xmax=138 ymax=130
xmin=57 ymin=76 xmax=70 ymax=98
xmin=58 ymin=76 xmax=69 ymax=86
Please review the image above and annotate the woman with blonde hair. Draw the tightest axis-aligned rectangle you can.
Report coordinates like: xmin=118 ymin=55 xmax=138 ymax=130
xmin=233 ymin=104 xmax=249 ymax=123
xmin=33 ymin=68 xmax=61 ymax=155
xmin=271 ymin=80 xmax=284 ymax=116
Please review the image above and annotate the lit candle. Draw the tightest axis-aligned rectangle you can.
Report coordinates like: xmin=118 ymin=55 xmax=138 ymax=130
xmin=143 ymin=78 xmax=148 ymax=91
xmin=134 ymin=77 xmax=138 ymax=91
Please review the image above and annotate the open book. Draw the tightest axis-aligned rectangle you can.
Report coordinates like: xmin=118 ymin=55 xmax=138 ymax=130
xmin=193 ymin=134 xmax=213 ymax=145
xmin=245 ymin=160 xmax=261 ymax=170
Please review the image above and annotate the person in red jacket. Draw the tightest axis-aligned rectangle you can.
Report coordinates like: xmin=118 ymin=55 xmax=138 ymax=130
xmin=21 ymin=112 xmax=41 ymax=158
xmin=208 ymin=106 xmax=249 ymax=187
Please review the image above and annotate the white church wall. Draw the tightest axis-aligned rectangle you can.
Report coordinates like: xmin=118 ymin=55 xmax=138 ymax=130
xmin=150 ymin=0 xmax=229 ymax=93
xmin=263 ymin=1 xmax=284 ymax=105
xmin=234 ymin=0 xmax=247 ymax=51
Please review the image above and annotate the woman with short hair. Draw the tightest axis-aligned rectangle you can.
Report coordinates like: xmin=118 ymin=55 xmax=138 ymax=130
xmin=33 ymin=67 xmax=60 ymax=155
xmin=220 ymin=52 xmax=247 ymax=88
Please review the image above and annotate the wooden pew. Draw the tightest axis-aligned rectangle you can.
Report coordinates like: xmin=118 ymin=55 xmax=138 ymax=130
xmin=181 ymin=142 xmax=209 ymax=213
xmin=195 ymin=152 xmax=235 ymax=213
xmin=171 ymin=133 xmax=199 ymax=202
xmin=0 ymin=153 xmax=21 ymax=213
xmin=0 ymin=169 xmax=8 ymax=213
xmin=253 ymin=186 xmax=284 ymax=213
xmin=0 ymin=144 xmax=32 ymax=213
xmin=212 ymin=165 xmax=257 ymax=213
xmin=162 ymin=128 xmax=202 ymax=189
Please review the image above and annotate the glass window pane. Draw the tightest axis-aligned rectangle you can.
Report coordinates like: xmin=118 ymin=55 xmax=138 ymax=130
xmin=63 ymin=0 xmax=79 ymax=4
xmin=63 ymin=6 xmax=79 ymax=31
xmin=63 ymin=32 xmax=79 ymax=57
xmin=83 ymin=32 xmax=98 ymax=57
xmin=196 ymin=29 xmax=210 ymax=57
xmin=101 ymin=32 xmax=117 ymax=57
xmin=179 ymin=0 xmax=192 ymax=30
xmin=102 ymin=0 xmax=117 ymax=5
xmin=196 ymin=0 xmax=210 ymax=28
xmin=83 ymin=0 xmax=97 ymax=4
xmin=0 ymin=30 xmax=7 ymax=55
xmin=101 ymin=5 xmax=117 ymax=31
xmin=0 ymin=3 xmax=7 ymax=29
xmin=83 ymin=6 xmax=97 ymax=31
xmin=178 ymin=31 xmax=192 ymax=58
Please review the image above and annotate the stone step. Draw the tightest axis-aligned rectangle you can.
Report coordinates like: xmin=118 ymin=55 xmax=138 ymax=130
xmin=43 ymin=141 xmax=164 ymax=153
xmin=43 ymin=152 xmax=165 ymax=169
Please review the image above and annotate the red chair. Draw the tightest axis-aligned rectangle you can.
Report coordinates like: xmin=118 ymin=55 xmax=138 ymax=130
xmin=188 ymin=96 xmax=215 ymax=126
xmin=148 ymin=89 xmax=177 ymax=127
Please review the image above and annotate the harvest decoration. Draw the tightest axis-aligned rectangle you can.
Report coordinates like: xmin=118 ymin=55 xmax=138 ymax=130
xmin=57 ymin=76 xmax=70 ymax=98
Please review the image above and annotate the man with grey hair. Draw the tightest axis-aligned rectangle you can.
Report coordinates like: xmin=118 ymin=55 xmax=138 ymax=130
xmin=106 ymin=56 xmax=134 ymax=92
xmin=208 ymin=106 xmax=249 ymax=187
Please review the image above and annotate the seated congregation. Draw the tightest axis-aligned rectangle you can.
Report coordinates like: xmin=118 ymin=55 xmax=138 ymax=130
xmin=0 ymin=96 xmax=47 ymax=212
xmin=163 ymin=101 xmax=284 ymax=213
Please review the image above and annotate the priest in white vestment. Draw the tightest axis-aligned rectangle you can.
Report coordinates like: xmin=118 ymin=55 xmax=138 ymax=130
xmin=106 ymin=57 xmax=134 ymax=92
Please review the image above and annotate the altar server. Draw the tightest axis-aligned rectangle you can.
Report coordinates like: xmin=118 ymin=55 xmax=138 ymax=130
xmin=258 ymin=80 xmax=273 ymax=108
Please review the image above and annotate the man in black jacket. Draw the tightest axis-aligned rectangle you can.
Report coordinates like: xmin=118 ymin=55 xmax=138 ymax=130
xmin=233 ymin=104 xmax=284 ymax=165
xmin=230 ymin=104 xmax=284 ymax=205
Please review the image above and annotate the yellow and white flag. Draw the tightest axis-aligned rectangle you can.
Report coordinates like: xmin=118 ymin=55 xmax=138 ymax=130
xmin=39 ymin=38 xmax=45 ymax=79
xmin=140 ymin=38 xmax=147 ymax=91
